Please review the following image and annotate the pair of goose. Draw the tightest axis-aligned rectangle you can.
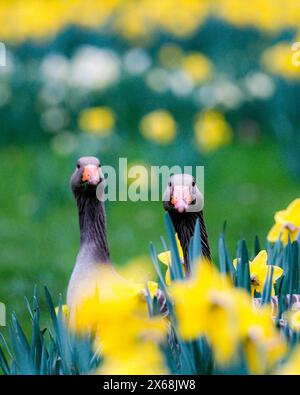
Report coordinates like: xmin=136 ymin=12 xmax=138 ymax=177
xmin=67 ymin=156 xmax=211 ymax=313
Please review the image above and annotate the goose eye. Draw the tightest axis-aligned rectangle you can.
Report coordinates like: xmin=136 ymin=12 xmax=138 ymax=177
xmin=77 ymin=163 xmax=80 ymax=169
xmin=168 ymin=181 xmax=172 ymax=188
xmin=192 ymin=181 xmax=196 ymax=187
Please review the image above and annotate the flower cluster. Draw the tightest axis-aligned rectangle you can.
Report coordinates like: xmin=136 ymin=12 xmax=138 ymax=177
xmin=1 ymin=1 xmax=300 ymax=43
xmin=5 ymin=199 xmax=300 ymax=375
xmin=268 ymin=199 xmax=300 ymax=244
xmin=170 ymin=261 xmax=287 ymax=373
xmin=71 ymin=267 xmax=167 ymax=375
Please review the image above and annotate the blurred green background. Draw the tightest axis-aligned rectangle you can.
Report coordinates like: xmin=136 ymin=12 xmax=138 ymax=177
xmin=1 ymin=0 xmax=300 ymax=326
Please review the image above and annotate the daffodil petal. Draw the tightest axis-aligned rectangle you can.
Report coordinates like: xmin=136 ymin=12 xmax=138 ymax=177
xmin=165 ymin=267 xmax=171 ymax=286
xmin=267 ymin=223 xmax=283 ymax=242
xmin=175 ymin=234 xmax=184 ymax=261
xmin=271 ymin=265 xmax=284 ymax=281
xmin=147 ymin=281 xmax=159 ymax=298
xmin=158 ymin=251 xmax=172 ymax=266
xmin=250 ymin=250 xmax=268 ymax=274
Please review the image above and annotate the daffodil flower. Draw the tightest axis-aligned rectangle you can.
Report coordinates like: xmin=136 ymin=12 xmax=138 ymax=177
xmin=194 ymin=110 xmax=232 ymax=153
xmin=169 ymin=260 xmax=286 ymax=369
xmin=242 ymin=304 xmax=287 ymax=374
xmin=278 ymin=346 xmax=300 ymax=375
xmin=133 ymin=281 xmax=158 ymax=299
xmin=140 ymin=110 xmax=176 ymax=145
xmin=286 ymin=309 xmax=300 ymax=332
xmin=73 ymin=272 xmax=168 ymax=375
xmin=157 ymin=234 xmax=185 ymax=285
xmin=268 ymin=199 xmax=300 ymax=244
xmin=233 ymin=250 xmax=283 ymax=296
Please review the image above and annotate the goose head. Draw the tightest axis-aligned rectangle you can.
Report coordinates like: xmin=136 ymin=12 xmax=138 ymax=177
xmin=163 ymin=174 xmax=204 ymax=214
xmin=70 ymin=156 xmax=104 ymax=194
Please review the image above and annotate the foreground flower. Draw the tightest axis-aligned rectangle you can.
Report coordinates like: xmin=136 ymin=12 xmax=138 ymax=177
xmin=158 ymin=234 xmax=185 ymax=285
xmin=267 ymin=199 xmax=300 ymax=244
xmin=139 ymin=110 xmax=176 ymax=144
xmin=194 ymin=110 xmax=232 ymax=153
xmin=286 ymin=309 xmax=300 ymax=332
xmin=278 ymin=346 xmax=300 ymax=375
xmin=169 ymin=260 xmax=286 ymax=371
xmin=233 ymin=250 xmax=284 ymax=296
xmin=99 ymin=341 xmax=167 ymax=375
xmin=242 ymin=304 xmax=287 ymax=374
xmin=72 ymin=268 xmax=168 ymax=375
xmin=169 ymin=261 xmax=240 ymax=364
xmin=78 ymin=106 xmax=115 ymax=136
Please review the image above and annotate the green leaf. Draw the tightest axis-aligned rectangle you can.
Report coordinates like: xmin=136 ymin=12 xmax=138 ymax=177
xmin=165 ymin=213 xmax=184 ymax=281
xmin=236 ymin=240 xmax=251 ymax=293
xmin=262 ymin=266 xmax=274 ymax=305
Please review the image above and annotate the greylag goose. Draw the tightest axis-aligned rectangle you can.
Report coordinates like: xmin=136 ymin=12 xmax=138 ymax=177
xmin=67 ymin=156 xmax=113 ymax=312
xmin=67 ymin=156 xmax=167 ymax=318
xmin=162 ymin=174 xmax=211 ymax=275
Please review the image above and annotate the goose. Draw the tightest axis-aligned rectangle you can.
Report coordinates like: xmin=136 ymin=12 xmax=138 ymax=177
xmin=162 ymin=174 xmax=211 ymax=275
xmin=67 ymin=156 xmax=167 ymax=319
xmin=67 ymin=156 xmax=113 ymax=313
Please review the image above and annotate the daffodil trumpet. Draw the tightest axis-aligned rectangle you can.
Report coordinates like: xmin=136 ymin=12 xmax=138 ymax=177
xmin=268 ymin=199 xmax=300 ymax=245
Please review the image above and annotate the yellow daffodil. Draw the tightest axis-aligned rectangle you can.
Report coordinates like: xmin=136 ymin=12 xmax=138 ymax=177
xmin=286 ymin=309 xmax=300 ymax=332
xmin=170 ymin=261 xmax=227 ymax=338
xmin=170 ymin=260 xmax=241 ymax=364
xmin=181 ymin=52 xmax=213 ymax=84
xmin=99 ymin=341 xmax=168 ymax=375
xmin=268 ymin=199 xmax=300 ymax=244
xmin=133 ymin=280 xmax=159 ymax=299
xmin=157 ymin=234 xmax=185 ymax=285
xmin=121 ymin=255 xmax=156 ymax=285
xmin=78 ymin=106 xmax=115 ymax=136
xmin=194 ymin=110 xmax=233 ymax=153
xmin=262 ymin=43 xmax=300 ymax=80
xmin=73 ymin=269 xmax=168 ymax=375
xmin=233 ymin=250 xmax=283 ymax=296
xmin=2 ymin=1 xmax=300 ymax=44
xmin=241 ymin=304 xmax=287 ymax=374
xmin=139 ymin=110 xmax=176 ymax=145
xmin=278 ymin=345 xmax=300 ymax=375
xmin=72 ymin=270 xmax=160 ymax=334
xmin=170 ymin=259 xmax=286 ymax=369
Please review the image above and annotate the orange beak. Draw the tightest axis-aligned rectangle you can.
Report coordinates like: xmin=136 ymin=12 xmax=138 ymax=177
xmin=171 ymin=186 xmax=192 ymax=213
xmin=82 ymin=165 xmax=101 ymax=185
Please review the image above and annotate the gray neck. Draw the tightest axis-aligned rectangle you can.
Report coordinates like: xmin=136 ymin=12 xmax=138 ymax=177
xmin=169 ymin=210 xmax=211 ymax=274
xmin=74 ymin=190 xmax=110 ymax=265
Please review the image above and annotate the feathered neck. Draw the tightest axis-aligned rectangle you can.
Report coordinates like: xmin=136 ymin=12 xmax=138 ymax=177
xmin=169 ymin=210 xmax=211 ymax=274
xmin=74 ymin=190 xmax=110 ymax=264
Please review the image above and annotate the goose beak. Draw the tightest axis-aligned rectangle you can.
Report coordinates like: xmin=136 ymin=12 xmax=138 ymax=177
xmin=82 ymin=165 xmax=102 ymax=186
xmin=171 ymin=186 xmax=192 ymax=213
